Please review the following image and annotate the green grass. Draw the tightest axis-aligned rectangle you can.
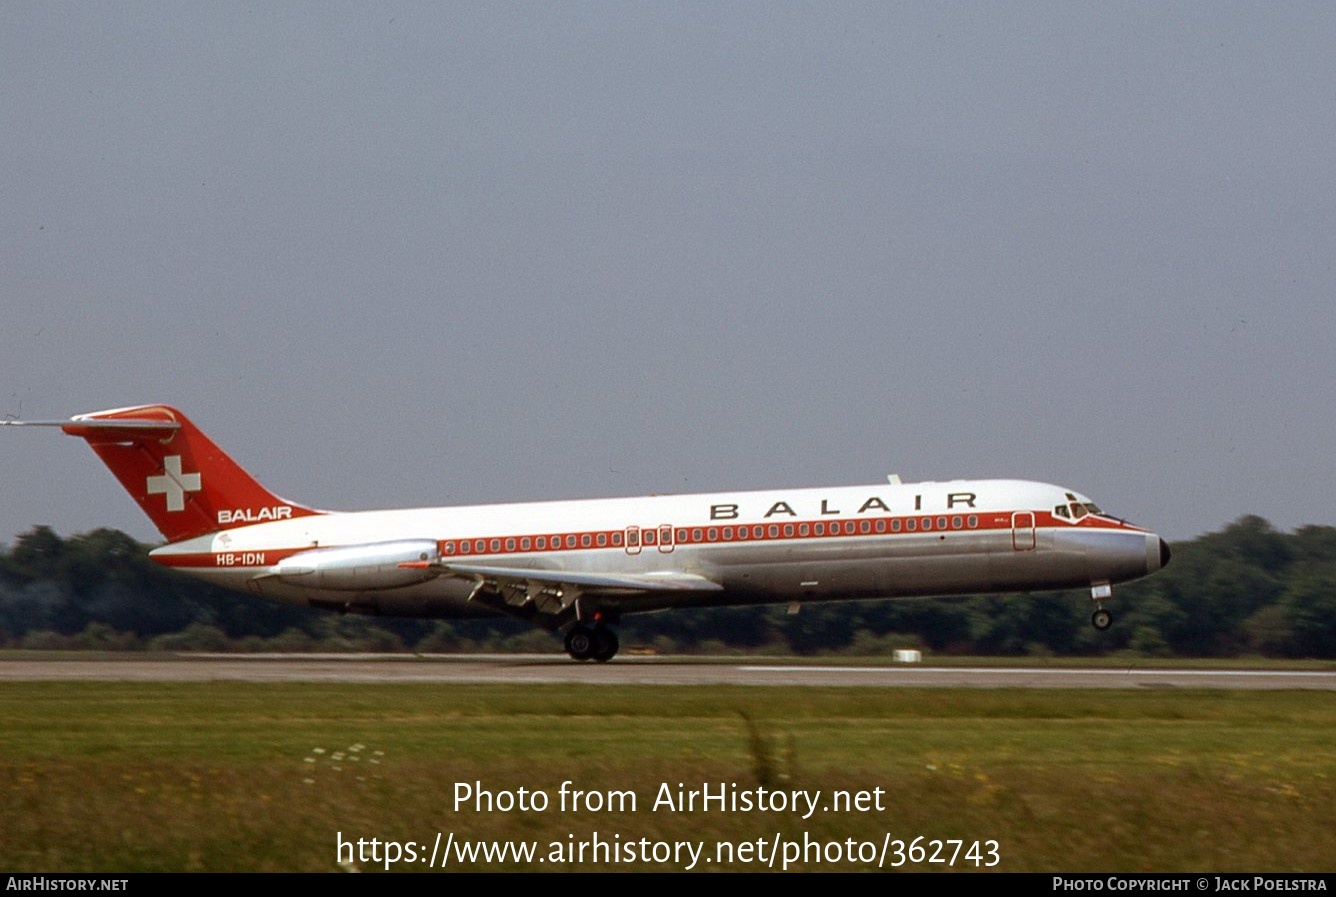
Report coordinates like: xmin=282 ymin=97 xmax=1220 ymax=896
xmin=2 ymin=683 xmax=1332 ymax=871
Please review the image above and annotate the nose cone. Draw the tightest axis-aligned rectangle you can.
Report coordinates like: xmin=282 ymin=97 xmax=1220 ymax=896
xmin=1143 ymin=533 xmax=1172 ymax=574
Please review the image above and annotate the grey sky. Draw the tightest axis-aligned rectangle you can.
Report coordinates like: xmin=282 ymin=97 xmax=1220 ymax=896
xmin=3 ymin=2 xmax=1334 ymax=545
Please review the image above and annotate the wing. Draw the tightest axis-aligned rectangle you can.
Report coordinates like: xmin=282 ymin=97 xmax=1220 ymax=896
xmin=429 ymin=561 xmax=723 ymax=625
xmin=443 ymin=562 xmax=723 ymax=593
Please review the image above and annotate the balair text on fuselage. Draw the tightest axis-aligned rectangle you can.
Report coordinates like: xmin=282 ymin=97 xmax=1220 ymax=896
xmin=709 ymin=491 xmax=978 ymax=521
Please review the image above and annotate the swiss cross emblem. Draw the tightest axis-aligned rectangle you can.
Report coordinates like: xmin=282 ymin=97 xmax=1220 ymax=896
xmin=145 ymin=455 xmax=202 ymax=512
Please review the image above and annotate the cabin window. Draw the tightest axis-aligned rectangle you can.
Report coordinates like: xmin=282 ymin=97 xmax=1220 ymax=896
xmin=860 ymin=520 xmax=871 ymax=534
xmin=937 ymin=516 xmax=948 ymax=530
xmin=505 ymin=538 xmax=516 ymax=551
xmin=952 ymin=516 xmax=963 ymax=529
xmin=676 ymin=528 xmax=688 ymax=542
xmin=707 ymin=528 xmax=718 ymax=541
xmin=968 ymin=515 xmax=978 ymax=528
xmin=768 ymin=525 xmax=779 ymax=538
xmin=906 ymin=519 xmax=916 ymax=532
xmin=596 ymin=533 xmax=606 ymax=547
xmin=581 ymin=534 xmax=592 ymax=548
xmin=612 ymin=532 xmax=623 ymax=547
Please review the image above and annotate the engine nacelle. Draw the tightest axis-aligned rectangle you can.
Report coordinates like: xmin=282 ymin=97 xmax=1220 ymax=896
xmin=272 ymin=540 xmax=440 ymax=591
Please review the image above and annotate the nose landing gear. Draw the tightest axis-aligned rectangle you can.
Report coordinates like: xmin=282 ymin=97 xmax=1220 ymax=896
xmin=1090 ymin=582 xmax=1113 ymax=630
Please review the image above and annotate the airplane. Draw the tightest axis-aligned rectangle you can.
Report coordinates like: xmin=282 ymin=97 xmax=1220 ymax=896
xmin=3 ymin=404 xmax=1171 ymax=660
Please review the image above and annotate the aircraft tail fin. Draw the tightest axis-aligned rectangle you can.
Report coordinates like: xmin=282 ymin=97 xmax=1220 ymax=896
xmin=58 ymin=405 xmax=323 ymax=542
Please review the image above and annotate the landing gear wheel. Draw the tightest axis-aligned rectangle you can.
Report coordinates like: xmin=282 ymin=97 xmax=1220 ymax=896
xmin=565 ymin=626 xmax=595 ymax=661
xmin=592 ymin=627 xmax=619 ymax=662
xmin=1091 ymin=608 xmax=1113 ymax=631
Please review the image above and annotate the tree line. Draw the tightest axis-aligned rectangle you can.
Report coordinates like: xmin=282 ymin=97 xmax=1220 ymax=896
xmin=1 ymin=516 xmax=1332 ymax=657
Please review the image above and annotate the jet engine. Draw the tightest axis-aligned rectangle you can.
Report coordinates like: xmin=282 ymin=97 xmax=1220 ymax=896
xmin=271 ymin=540 xmax=440 ymax=590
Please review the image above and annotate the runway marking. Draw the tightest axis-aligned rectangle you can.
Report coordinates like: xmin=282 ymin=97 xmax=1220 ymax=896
xmin=739 ymin=666 xmax=1336 ymax=678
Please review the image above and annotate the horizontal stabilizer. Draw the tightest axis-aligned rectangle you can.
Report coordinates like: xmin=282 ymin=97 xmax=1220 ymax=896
xmin=3 ymin=417 xmax=181 ymax=431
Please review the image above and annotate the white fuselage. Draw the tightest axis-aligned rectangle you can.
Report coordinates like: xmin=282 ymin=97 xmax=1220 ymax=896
xmin=149 ymin=478 xmax=1167 ymax=621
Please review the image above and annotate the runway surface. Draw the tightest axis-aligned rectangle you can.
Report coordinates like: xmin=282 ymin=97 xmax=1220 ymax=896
xmin=1 ymin=654 xmax=1333 ymax=689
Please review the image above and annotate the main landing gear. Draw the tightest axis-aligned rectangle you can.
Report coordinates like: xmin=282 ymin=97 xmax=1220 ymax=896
xmin=564 ymin=624 xmax=619 ymax=662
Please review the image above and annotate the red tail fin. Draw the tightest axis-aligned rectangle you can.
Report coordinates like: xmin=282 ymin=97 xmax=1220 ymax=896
xmin=62 ymin=405 xmax=322 ymax=542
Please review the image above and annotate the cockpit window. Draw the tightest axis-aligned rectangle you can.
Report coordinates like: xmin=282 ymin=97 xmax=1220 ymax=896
xmin=1058 ymin=494 xmax=1108 ymax=522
